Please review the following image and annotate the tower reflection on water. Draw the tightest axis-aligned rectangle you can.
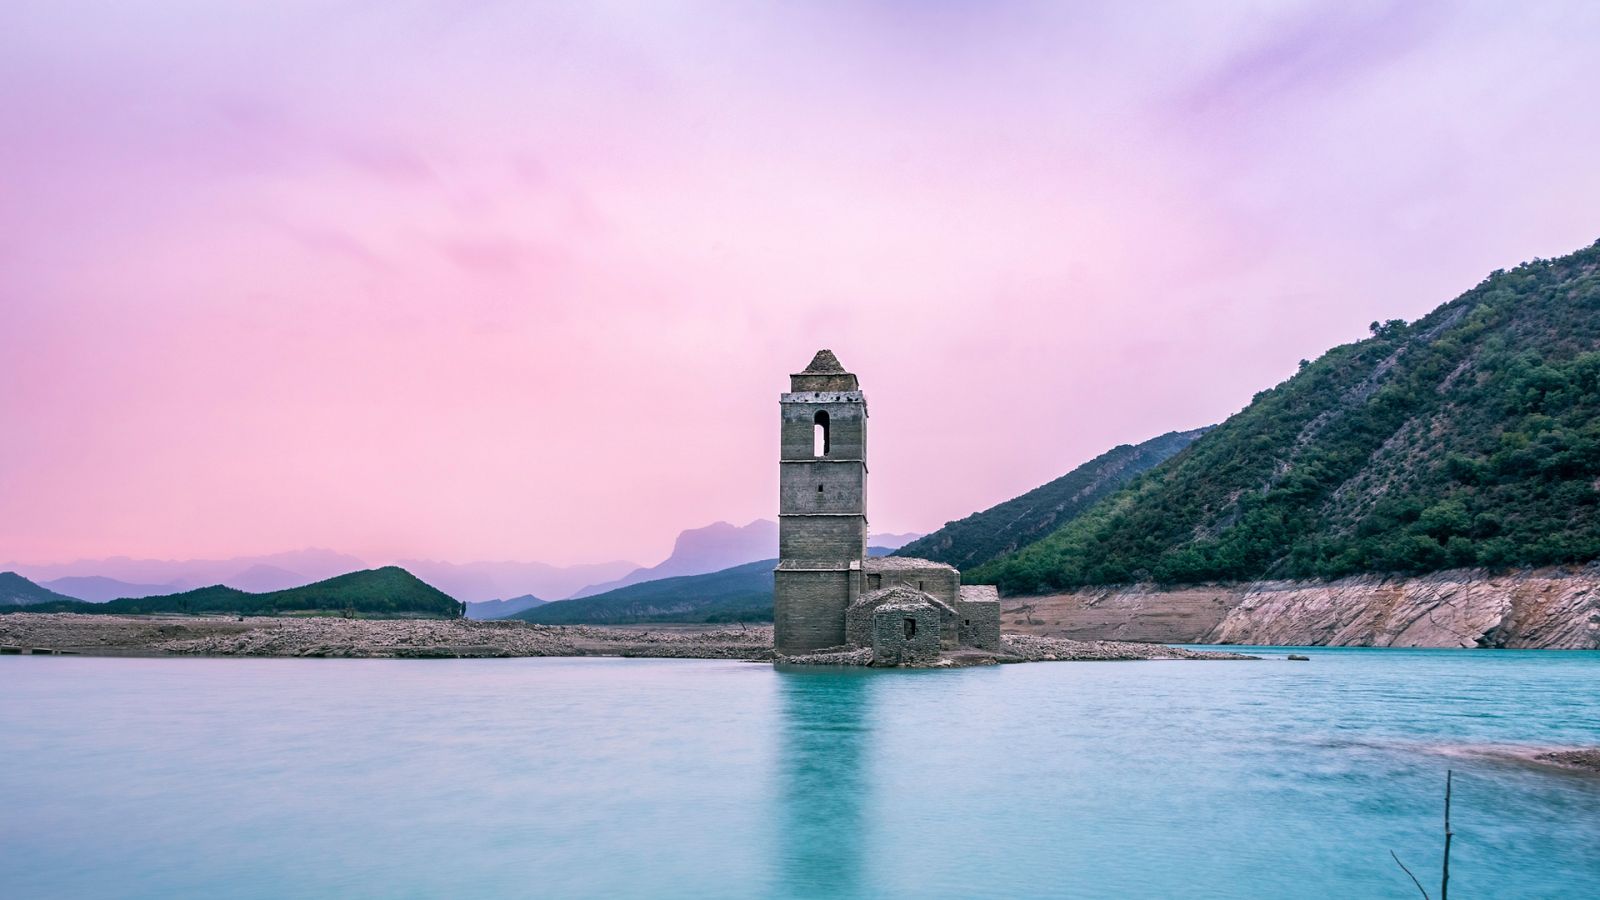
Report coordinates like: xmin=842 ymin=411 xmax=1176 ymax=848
xmin=773 ymin=667 xmax=875 ymax=899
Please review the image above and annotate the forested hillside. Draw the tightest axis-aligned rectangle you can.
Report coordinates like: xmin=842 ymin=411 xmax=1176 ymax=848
xmin=974 ymin=241 xmax=1600 ymax=594
xmin=515 ymin=559 xmax=775 ymax=625
xmin=8 ymin=567 xmax=462 ymax=617
xmin=892 ymin=429 xmax=1207 ymax=570
xmin=1 ymin=572 xmax=79 ymax=606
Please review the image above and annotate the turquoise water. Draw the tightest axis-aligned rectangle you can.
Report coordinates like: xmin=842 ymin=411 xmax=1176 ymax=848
xmin=2 ymin=649 xmax=1598 ymax=899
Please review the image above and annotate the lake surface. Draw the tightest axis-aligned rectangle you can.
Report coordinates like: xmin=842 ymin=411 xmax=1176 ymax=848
xmin=3 ymin=649 xmax=1598 ymax=899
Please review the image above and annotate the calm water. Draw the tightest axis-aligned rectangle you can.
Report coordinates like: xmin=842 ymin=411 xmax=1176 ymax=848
xmin=3 ymin=649 xmax=1598 ymax=899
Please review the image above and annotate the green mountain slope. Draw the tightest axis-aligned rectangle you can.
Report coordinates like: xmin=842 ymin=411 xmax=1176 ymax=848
xmin=514 ymin=559 xmax=775 ymax=625
xmin=973 ymin=240 xmax=1600 ymax=594
xmin=514 ymin=544 xmax=908 ymax=625
xmin=1 ymin=572 xmax=80 ymax=606
xmin=892 ymin=429 xmax=1208 ymax=570
xmin=9 ymin=567 xmax=462 ymax=617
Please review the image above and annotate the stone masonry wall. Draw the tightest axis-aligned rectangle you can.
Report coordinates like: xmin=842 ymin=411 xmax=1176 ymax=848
xmin=957 ymin=585 xmax=1002 ymax=651
xmin=780 ymin=396 xmax=865 ymax=461
xmin=862 ymin=563 xmax=959 ymax=609
xmin=780 ymin=515 xmax=867 ymax=562
xmin=774 ymin=568 xmax=852 ymax=653
xmin=871 ymin=602 xmax=941 ymax=666
xmin=780 ymin=461 xmax=867 ymax=515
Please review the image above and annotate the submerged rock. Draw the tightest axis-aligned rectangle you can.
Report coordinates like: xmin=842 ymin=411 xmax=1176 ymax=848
xmin=1535 ymin=749 xmax=1600 ymax=774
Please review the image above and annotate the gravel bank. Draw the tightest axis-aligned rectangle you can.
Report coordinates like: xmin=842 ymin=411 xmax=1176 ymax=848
xmin=1 ymin=613 xmax=1255 ymax=663
xmin=1535 ymin=749 xmax=1600 ymax=774
xmin=0 ymin=613 xmax=772 ymax=660
xmin=1000 ymin=634 xmax=1255 ymax=662
xmin=778 ymin=634 xmax=1254 ymax=667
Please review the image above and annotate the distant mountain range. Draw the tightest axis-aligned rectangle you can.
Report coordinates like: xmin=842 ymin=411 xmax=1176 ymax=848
xmin=894 ymin=429 xmax=1208 ymax=571
xmin=567 ymin=520 xmax=779 ymax=598
xmin=396 ymin=559 xmax=638 ymax=604
xmin=4 ymin=550 xmax=638 ymax=605
xmin=40 ymin=575 xmax=182 ymax=602
xmin=867 ymin=532 xmax=921 ymax=550
xmin=4 ymin=524 xmax=923 ymax=615
xmin=516 ymin=544 xmax=904 ymax=625
xmin=3 ymin=549 xmax=369 ymax=595
xmin=5 ymin=567 xmax=460 ymax=618
xmin=567 ymin=520 xmax=920 ymax=599
xmin=464 ymin=594 xmax=547 ymax=620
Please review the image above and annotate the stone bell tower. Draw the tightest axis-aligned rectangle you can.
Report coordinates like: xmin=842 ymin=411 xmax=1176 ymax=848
xmin=773 ymin=349 xmax=868 ymax=653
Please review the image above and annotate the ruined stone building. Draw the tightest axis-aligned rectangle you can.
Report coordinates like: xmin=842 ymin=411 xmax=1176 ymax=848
xmin=774 ymin=350 xmax=1001 ymax=663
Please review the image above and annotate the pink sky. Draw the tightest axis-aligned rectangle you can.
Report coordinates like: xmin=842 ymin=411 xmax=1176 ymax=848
xmin=4 ymin=2 xmax=1600 ymax=568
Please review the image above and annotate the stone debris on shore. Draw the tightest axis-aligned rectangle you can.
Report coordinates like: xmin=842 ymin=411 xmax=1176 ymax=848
xmin=778 ymin=634 xmax=1254 ymax=667
xmin=155 ymin=618 xmax=775 ymax=659
xmin=780 ymin=647 xmax=877 ymax=666
xmin=0 ymin=614 xmax=772 ymax=660
xmin=0 ymin=613 xmax=1255 ymax=664
xmin=1000 ymin=634 xmax=1255 ymax=662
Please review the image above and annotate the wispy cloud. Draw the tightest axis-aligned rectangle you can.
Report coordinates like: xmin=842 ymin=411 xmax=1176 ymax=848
xmin=2 ymin=2 xmax=1598 ymax=565
xmin=1178 ymin=2 xmax=1445 ymax=123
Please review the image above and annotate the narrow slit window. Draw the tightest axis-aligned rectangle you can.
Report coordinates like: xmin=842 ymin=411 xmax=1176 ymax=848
xmin=813 ymin=410 xmax=830 ymax=457
xmin=903 ymin=618 xmax=916 ymax=640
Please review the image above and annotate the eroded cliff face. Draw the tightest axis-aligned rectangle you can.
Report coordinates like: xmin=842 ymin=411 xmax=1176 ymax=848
xmin=999 ymin=565 xmax=1600 ymax=648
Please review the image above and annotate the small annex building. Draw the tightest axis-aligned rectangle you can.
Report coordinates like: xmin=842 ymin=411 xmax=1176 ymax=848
xmin=773 ymin=350 xmax=1002 ymax=663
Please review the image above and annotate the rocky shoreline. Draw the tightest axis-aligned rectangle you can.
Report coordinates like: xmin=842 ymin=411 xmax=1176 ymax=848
xmin=1002 ymin=564 xmax=1600 ymax=649
xmin=779 ymin=634 xmax=1254 ymax=667
xmin=0 ymin=613 xmax=1251 ymax=664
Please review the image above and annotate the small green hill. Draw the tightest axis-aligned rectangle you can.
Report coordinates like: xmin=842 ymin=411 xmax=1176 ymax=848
xmin=8 ymin=567 xmax=462 ymax=618
xmin=973 ymin=239 xmax=1600 ymax=594
xmin=1 ymin=572 xmax=80 ymax=606
xmin=515 ymin=559 xmax=776 ymax=625
xmin=893 ymin=429 xmax=1208 ymax=570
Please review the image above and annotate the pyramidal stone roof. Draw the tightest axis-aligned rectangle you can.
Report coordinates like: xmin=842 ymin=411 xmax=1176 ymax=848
xmin=864 ymin=556 xmax=957 ymax=572
xmin=848 ymin=584 xmax=957 ymax=616
xmin=800 ymin=349 xmax=846 ymax=374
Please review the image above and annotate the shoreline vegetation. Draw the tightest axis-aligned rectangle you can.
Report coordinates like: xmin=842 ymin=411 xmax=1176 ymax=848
xmin=0 ymin=613 xmax=1252 ymax=665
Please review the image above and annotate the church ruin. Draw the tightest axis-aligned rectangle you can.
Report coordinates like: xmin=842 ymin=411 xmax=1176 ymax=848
xmin=774 ymin=350 xmax=1001 ymax=663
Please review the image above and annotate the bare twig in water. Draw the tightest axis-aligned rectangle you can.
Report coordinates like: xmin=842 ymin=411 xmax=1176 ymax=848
xmin=1442 ymin=769 xmax=1453 ymax=900
xmin=1392 ymin=769 xmax=1455 ymax=900
xmin=1391 ymin=850 xmax=1431 ymax=900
